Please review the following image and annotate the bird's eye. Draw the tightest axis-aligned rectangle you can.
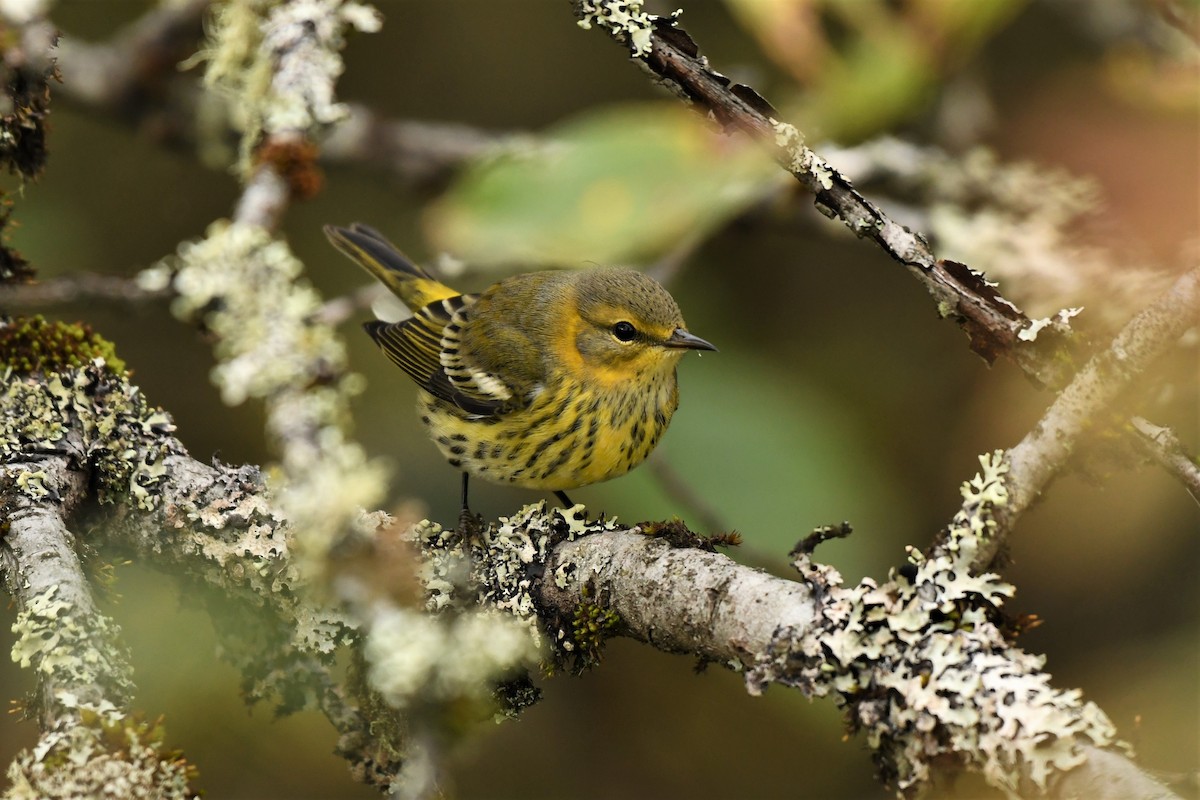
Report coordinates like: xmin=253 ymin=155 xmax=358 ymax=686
xmin=612 ymin=321 xmax=638 ymax=342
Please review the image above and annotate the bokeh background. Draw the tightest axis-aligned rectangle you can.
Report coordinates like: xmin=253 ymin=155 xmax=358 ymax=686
xmin=1 ymin=1 xmax=1197 ymax=798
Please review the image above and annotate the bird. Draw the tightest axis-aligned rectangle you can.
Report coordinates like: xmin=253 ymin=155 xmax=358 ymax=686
xmin=324 ymin=223 xmax=715 ymax=520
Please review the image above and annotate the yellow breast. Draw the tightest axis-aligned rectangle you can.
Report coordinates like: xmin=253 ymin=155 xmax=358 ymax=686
xmin=417 ymin=371 xmax=679 ymax=491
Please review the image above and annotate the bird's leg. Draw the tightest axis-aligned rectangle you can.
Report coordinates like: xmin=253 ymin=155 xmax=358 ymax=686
xmin=457 ymin=472 xmax=481 ymax=539
xmin=553 ymin=490 xmax=574 ymax=508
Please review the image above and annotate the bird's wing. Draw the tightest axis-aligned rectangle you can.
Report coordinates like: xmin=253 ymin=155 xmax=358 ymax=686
xmin=364 ymin=294 xmax=520 ymax=417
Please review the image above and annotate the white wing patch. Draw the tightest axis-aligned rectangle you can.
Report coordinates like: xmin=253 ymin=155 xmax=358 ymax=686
xmin=439 ymin=305 xmax=514 ymax=404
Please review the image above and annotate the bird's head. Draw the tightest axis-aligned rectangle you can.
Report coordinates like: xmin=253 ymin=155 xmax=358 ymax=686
xmin=569 ymin=269 xmax=716 ymax=384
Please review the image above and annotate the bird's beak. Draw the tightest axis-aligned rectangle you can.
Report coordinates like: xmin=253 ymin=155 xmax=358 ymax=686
xmin=664 ymin=328 xmax=718 ymax=352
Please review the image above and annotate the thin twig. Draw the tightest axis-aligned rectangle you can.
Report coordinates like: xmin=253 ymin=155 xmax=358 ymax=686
xmin=0 ymin=272 xmax=169 ymax=308
xmin=1130 ymin=416 xmax=1200 ymax=505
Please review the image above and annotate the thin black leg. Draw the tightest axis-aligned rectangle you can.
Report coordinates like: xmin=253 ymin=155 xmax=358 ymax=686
xmin=554 ymin=490 xmax=574 ymax=507
xmin=457 ymin=472 xmax=477 ymax=537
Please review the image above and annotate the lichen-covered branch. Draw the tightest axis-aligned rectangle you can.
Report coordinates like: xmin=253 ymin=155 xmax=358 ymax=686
xmin=522 ymin=464 xmax=1174 ymax=800
xmin=1 ymin=455 xmax=131 ymax=729
xmin=1 ymin=347 xmax=1178 ymax=798
xmin=0 ymin=350 xmax=409 ymax=790
xmin=0 ymin=399 xmax=196 ymax=797
xmin=135 ymin=6 xmax=542 ymax=795
xmin=131 ymin=2 xmax=392 ymax=600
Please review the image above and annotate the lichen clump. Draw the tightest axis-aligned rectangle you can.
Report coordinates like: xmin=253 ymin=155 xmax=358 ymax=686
xmin=576 ymin=0 xmax=681 ymax=57
xmin=748 ymin=452 xmax=1123 ymax=795
xmin=4 ymin=711 xmax=198 ymax=800
xmin=1 ymin=316 xmax=126 ymax=374
xmin=1 ymin=362 xmax=175 ymax=508
xmin=197 ymin=0 xmax=381 ymax=173
xmin=384 ymin=503 xmax=620 ymax=718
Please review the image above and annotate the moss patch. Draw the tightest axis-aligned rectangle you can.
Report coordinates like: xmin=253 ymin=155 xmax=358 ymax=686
xmin=1 ymin=315 xmax=126 ymax=374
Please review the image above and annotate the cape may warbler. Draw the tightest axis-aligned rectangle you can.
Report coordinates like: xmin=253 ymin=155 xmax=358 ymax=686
xmin=325 ymin=223 xmax=715 ymax=510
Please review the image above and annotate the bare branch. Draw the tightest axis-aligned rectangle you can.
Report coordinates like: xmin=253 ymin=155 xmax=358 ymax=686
xmin=48 ymin=0 xmax=209 ymax=109
xmin=0 ymin=272 xmax=169 ymax=308
xmin=539 ymin=530 xmax=814 ymax=662
xmin=1130 ymin=416 xmax=1200 ymax=504
xmin=323 ymin=105 xmax=511 ymax=187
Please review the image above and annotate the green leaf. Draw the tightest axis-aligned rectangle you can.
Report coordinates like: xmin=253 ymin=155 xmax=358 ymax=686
xmin=425 ymin=103 xmax=780 ymax=268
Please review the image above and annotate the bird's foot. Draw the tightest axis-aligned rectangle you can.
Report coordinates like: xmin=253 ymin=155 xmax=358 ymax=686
xmin=456 ymin=506 xmax=484 ymax=542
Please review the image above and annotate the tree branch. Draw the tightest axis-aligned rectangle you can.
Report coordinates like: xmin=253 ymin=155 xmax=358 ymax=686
xmin=523 ymin=507 xmax=1174 ymax=799
xmin=0 ymin=442 xmax=196 ymax=795
xmin=1130 ymin=416 xmax=1200 ymax=503
xmin=572 ymin=0 xmax=1198 ymax=561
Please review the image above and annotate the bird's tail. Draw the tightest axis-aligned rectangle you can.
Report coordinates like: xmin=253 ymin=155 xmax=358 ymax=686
xmin=323 ymin=223 xmax=459 ymax=312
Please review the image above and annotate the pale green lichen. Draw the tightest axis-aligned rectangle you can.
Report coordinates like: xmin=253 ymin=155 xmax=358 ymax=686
xmin=748 ymin=450 xmax=1123 ymax=796
xmin=3 ymin=710 xmax=197 ymax=800
xmin=13 ymin=469 xmax=48 ymax=499
xmin=770 ymin=119 xmax=834 ymax=190
xmin=416 ymin=503 xmax=617 ymax=646
xmin=196 ymin=0 xmax=381 ymax=173
xmin=9 ymin=586 xmax=135 ymax=712
xmin=364 ymin=606 xmax=538 ymax=712
xmin=166 ymin=221 xmax=334 ymax=405
xmin=390 ymin=503 xmax=619 ymax=716
xmin=156 ymin=220 xmax=387 ymax=575
xmin=576 ymin=0 xmax=681 ymax=57
xmin=1 ymin=366 xmax=176 ymax=509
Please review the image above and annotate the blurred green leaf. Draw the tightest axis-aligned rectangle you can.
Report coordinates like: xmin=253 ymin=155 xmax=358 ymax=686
xmin=724 ymin=0 xmax=1026 ymax=141
xmin=424 ymin=103 xmax=781 ymax=268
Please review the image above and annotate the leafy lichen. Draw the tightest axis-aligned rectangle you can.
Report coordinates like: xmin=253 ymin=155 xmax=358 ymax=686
xmin=576 ymin=0 xmax=681 ymax=57
xmin=195 ymin=0 xmax=381 ymax=174
xmin=9 ymin=586 xmax=134 ymax=700
xmin=770 ymin=119 xmax=834 ymax=190
xmin=1 ymin=362 xmax=175 ymax=508
xmin=399 ymin=503 xmax=621 ymax=716
xmin=3 ymin=708 xmax=198 ymax=800
xmin=747 ymin=451 xmax=1123 ymax=796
